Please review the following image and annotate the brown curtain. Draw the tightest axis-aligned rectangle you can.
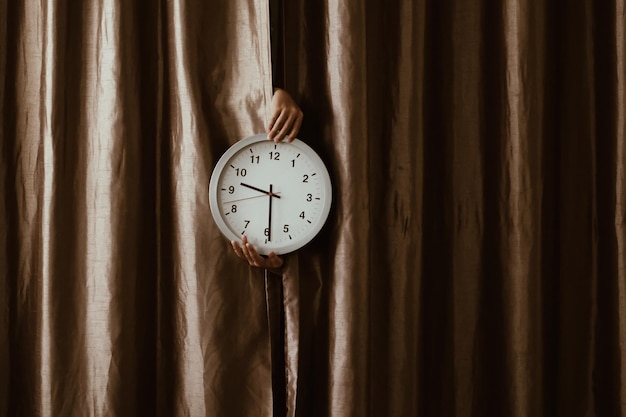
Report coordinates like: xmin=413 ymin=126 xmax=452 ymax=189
xmin=2 ymin=0 xmax=625 ymax=416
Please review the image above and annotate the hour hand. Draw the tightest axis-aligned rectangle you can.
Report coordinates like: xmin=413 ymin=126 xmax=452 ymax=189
xmin=240 ymin=183 xmax=281 ymax=198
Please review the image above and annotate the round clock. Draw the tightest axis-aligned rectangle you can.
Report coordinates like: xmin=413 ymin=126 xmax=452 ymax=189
xmin=209 ymin=134 xmax=332 ymax=255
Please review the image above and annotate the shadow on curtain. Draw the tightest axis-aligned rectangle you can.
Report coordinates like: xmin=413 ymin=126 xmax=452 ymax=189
xmin=1 ymin=0 xmax=625 ymax=416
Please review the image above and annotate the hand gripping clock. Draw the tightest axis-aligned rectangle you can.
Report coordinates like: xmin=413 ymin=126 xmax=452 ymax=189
xmin=209 ymin=134 xmax=332 ymax=255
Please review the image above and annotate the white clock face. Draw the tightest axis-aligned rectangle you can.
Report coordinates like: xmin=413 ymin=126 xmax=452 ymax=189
xmin=209 ymin=134 xmax=332 ymax=255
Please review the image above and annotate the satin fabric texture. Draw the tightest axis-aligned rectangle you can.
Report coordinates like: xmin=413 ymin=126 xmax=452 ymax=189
xmin=2 ymin=1 xmax=626 ymax=417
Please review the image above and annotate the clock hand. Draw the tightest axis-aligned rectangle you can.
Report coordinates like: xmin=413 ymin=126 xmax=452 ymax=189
xmin=223 ymin=192 xmax=281 ymax=204
xmin=240 ymin=182 xmax=281 ymax=198
xmin=268 ymin=184 xmax=273 ymax=242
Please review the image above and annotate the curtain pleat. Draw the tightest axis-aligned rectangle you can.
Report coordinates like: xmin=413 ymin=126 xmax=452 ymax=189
xmin=2 ymin=0 xmax=626 ymax=416
xmin=159 ymin=0 xmax=275 ymax=415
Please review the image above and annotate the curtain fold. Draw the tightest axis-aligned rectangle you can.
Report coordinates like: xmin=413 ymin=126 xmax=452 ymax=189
xmin=1 ymin=0 xmax=626 ymax=417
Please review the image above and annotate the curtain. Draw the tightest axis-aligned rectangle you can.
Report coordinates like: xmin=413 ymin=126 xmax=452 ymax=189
xmin=2 ymin=1 xmax=625 ymax=417
xmin=1 ymin=0 xmax=275 ymax=416
xmin=280 ymin=1 xmax=626 ymax=416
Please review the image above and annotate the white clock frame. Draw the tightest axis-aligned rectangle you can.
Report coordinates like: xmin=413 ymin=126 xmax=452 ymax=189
xmin=209 ymin=134 xmax=332 ymax=255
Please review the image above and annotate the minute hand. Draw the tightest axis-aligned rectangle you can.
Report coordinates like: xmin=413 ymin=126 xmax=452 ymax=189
xmin=268 ymin=184 xmax=273 ymax=242
xmin=240 ymin=182 xmax=281 ymax=198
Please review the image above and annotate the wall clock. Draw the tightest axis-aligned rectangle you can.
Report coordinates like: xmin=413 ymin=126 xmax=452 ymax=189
xmin=209 ymin=134 xmax=332 ymax=255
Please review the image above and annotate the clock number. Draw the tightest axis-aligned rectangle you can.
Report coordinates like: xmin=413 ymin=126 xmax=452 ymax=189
xmin=250 ymin=155 xmax=259 ymax=164
xmin=264 ymin=228 xmax=270 ymax=237
xmin=235 ymin=168 xmax=247 ymax=177
xmin=228 ymin=186 xmax=235 ymax=194
xmin=283 ymin=225 xmax=289 ymax=233
xmin=291 ymin=159 xmax=295 ymax=167
xmin=299 ymin=211 xmax=305 ymax=219
xmin=306 ymin=193 xmax=313 ymax=202
xmin=241 ymin=220 xmax=250 ymax=235
xmin=302 ymin=174 xmax=309 ymax=183
xmin=269 ymin=151 xmax=280 ymax=160
xmin=231 ymin=205 xmax=237 ymax=213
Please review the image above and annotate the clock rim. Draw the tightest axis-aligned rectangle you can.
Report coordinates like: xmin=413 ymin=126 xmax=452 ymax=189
xmin=209 ymin=134 xmax=332 ymax=255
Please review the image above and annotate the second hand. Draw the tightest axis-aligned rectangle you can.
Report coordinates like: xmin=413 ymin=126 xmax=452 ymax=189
xmin=223 ymin=193 xmax=281 ymax=205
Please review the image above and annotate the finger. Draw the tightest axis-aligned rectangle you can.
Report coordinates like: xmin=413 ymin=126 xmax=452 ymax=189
xmin=273 ymin=112 xmax=297 ymax=143
xmin=267 ymin=252 xmax=284 ymax=269
xmin=231 ymin=240 xmax=245 ymax=259
xmin=240 ymin=238 xmax=258 ymax=266
xmin=267 ymin=109 xmax=283 ymax=138
xmin=247 ymin=243 xmax=265 ymax=266
xmin=267 ymin=108 xmax=281 ymax=133
xmin=243 ymin=240 xmax=265 ymax=267
xmin=286 ymin=112 xmax=303 ymax=142
xmin=245 ymin=243 xmax=268 ymax=267
xmin=268 ymin=111 xmax=289 ymax=141
xmin=240 ymin=236 xmax=256 ymax=265
xmin=240 ymin=244 xmax=256 ymax=266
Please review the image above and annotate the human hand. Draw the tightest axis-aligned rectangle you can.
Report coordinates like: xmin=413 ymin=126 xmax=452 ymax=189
xmin=267 ymin=88 xmax=303 ymax=143
xmin=231 ymin=235 xmax=284 ymax=272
